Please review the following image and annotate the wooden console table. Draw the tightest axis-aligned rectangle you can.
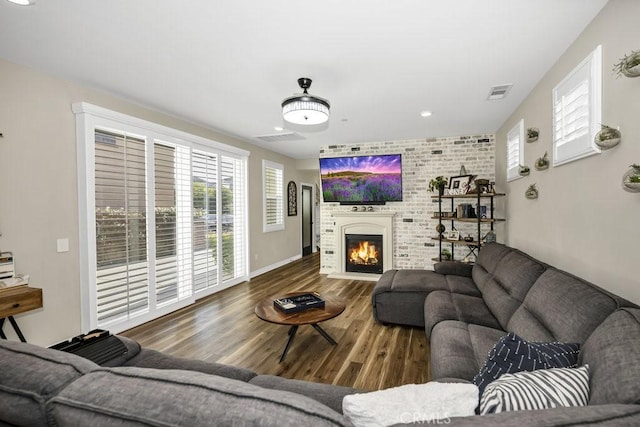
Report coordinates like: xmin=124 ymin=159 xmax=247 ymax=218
xmin=0 ymin=286 xmax=43 ymax=342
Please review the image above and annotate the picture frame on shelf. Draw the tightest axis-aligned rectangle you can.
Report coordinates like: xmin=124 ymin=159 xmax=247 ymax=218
xmin=448 ymin=175 xmax=474 ymax=195
xmin=447 ymin=230 xmax=460 ymax=240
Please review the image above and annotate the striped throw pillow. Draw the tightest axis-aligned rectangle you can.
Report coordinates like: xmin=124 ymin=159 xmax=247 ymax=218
xmin=479 ymin=365 xmax=590 ymax=415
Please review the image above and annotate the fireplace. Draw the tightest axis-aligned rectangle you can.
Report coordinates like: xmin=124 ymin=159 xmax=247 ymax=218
xmin=325 ymin=211 xmax=394 ymax=280
xmin=345 ymin=234 xmax=383 ymax=274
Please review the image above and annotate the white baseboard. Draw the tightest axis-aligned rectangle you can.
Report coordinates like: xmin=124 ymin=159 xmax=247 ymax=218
xmin=250 ymin=254 xmax=302 ymax=278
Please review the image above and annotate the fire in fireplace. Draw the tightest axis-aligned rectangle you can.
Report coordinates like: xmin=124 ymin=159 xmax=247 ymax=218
xmin=345 ymin=234 xmax=383 ymax=274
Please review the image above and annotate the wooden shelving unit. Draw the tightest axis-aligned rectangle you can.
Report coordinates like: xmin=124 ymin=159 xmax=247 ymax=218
xmin=432 ymin=192 xmax=505 ymax=263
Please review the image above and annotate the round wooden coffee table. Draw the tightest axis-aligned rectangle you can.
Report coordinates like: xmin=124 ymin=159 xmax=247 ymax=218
xmin=255 ymin=292 xmax=346 ymax=362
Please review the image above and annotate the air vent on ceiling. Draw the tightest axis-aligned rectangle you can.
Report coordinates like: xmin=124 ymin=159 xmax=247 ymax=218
xmin=255 ymin=132 xmax=306 ymax=143
xmin=487 ymin=84 xmax=513 ymax=100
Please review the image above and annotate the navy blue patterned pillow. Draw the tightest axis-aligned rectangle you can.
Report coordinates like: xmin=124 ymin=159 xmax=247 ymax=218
xmin=473 ymin=332 xmax=580 ymax=396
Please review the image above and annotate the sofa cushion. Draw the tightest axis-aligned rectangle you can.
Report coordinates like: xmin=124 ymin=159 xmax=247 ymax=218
xmin=372 ymin=269 xmax=449 ymax=327
xmin=429 ymin=320 xmax=505 ymax=381
xmin=475 ymin=249 xmax=546 ymax=329
xmin=472 ymin=332 xmax=580 ymax=395
xmin=47 ymin=367 xmax=352 ymax=426
xmin=479 ymin=365 xmax=590 ymax=415
xmin=250 ymin=375 xmax=357 ymax=414
xmin=123 ymin=345 xmax=257 ymax=382
xmin=444 ymin=275 xmax=482 ymax=297
xmin=580 ymin=308 xmax=640 ymax=405
xmin=471 ymin=243 xmax=512 ymax=289
xmin=507 ymin=268 xmax=622 ymax=344
xmin=0 ymin=340 xmax=98 ymax=427
xmin=424 ymin=291 xmax=501 ymax=339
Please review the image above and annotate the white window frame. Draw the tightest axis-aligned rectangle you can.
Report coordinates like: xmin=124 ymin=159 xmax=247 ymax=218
xmin=506 ymin=119 xmax=524 ymax=182
xmin=73 ymin=102 xmax=249 ymax=333
xmin=262 ymin=160 xmax=284 ymax=233
xmin=552 ymin=45 xmax=602 ymax=167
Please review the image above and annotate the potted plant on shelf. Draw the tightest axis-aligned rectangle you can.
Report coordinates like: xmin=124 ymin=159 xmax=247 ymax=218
xmin=613 ymin=50 xmax=640 ymax=78
xmin=594 ymin=125 xmax=622 ymax=149
xmin=441 ymin=248 xmax=452 ymax=261
xmin=429 ymin=176 xmax=448 ymax=195
xmin=623 ymin=164 xmax=640 ymax=191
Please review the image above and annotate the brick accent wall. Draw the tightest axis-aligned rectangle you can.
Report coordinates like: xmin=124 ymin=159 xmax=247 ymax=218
xmin=319 ymin=134 xmax=495 ymax=274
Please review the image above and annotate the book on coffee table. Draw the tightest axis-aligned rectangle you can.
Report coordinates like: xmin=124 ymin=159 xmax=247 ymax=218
xmin=273 ymin=292 xmax=325 ymax=314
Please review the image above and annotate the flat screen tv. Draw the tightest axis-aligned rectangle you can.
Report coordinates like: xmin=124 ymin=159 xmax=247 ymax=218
xmin=319 ymin=154 xmax=402 ymax=204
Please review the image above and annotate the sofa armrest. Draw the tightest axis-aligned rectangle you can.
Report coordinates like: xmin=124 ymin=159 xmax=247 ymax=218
xmin=433 ymin=261 xmax=473 ymax=277
xmin=394 ymin=404 xmax=640 ymax=426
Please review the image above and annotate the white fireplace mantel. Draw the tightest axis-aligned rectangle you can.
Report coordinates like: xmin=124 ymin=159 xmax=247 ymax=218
xmin=328 ymin=212 xmax=395 ymax=281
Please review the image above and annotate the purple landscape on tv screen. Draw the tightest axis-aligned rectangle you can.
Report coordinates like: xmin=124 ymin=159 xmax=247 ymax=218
xmin=319 ymin=154 xmax=402 ymax=203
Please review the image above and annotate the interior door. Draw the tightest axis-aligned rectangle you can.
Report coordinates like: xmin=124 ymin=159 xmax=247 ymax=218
xmin=302 ymin=185 xmax=313 ymax=256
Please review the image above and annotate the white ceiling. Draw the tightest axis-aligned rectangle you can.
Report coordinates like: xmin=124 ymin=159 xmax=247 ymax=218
xmin=0 ymin=0 xmax=607 ymax=159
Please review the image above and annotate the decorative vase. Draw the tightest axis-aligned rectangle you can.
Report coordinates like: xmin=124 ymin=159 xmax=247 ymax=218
xmin=526 ymin=128 xmax=539 ymax=143
xmin=525 ymin=184 xmax=538 ymax=199
xmin=594 ymin=125 xmax=621 ymax=149
xmin=535 ymin=152 xmax=549 ymax=170
xmin=484 ymin=230 xmax=496 ymax=244
xmin=615 ymin=51 xmax=640 ymax=78
xmin=622 ymin=167 xmax=640 ymax=192
xmin=519 ymin=165 xmax=530 ymax=176
xmin=624 ymin=63 xmax=640 ymax=78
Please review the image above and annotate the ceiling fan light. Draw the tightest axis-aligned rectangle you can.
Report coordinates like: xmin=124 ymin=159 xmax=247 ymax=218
xmin=6 ymin=0 xmax=35 ymax=5
xmin=282 ymin=97 xmax=330 ymax=125
xmin=281 ymin=78 xmax=330 ymax=125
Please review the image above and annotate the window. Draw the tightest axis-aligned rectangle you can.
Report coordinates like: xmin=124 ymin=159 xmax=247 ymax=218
xmin=506 ymin=119 xmax=524 ymax=182
xmin=263 ymin=160 xmax=284 ymax=232
xmin=552 ymin=45 xmax=602 ymax=166
xmin=74 ymin=102 xmax=248 ymax=333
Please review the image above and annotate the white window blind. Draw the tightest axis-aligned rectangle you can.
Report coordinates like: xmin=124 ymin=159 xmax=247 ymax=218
xmin=553 ymin=45 xmax=601 ymax=166
xmin=192 ymin=150 xmax=219 ymax=292
xmin=263 ymin=160 xmax=284 ymax=232
xmin=74 ymin=102 xmax=250 ymax=333
xmin=94 ymin=130 xmax=149 ymax=325
xmin=153 ymin=142 xmax=193 ymax=306
xmin=506 ymin=119 xmax=524 ymax=182
xmin=220 ymin=156 xmax=247 ymax=281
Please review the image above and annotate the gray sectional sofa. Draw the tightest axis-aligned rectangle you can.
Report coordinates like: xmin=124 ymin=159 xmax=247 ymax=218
xmin=373 ymin=243 xmax=640 ymax=425
xmin=2 ymin=242 xmax=640 ymax=426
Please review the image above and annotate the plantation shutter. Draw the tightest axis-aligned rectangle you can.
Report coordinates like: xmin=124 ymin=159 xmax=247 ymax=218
xmin=263 ymin=160 xmax=284 ymax=232
xmin=94 ymin=129 xmax=149 ymax=325
xmin=75 ymin=102 xmax=250 ymax=333
xmin=552 ymin=45 xmax=601 ymax=166
xmin=506 ymin=120 xmax=523 ymax=181
xmin=154 ymin=142 xmax=193 ymax=306
xmin=192 ymin=150 xmax=218 ymax=292
xmin=220 ymin=156 xmax=247 ymax=281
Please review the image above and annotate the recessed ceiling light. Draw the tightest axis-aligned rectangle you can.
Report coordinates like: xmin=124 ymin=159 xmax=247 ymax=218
xmin=274 ymin=126 xmax=284 ymax=132
xmin=420 ymin=111 xmax=432 ymax=117
xmin=6 ymin=0 xmax=35 ymax=5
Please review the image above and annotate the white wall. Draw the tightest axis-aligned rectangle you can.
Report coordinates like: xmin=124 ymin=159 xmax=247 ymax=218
xmin=0 ymin=58 xmax=309 ymax=345
xmin=495 ymin=0 xmax=640 ymax=304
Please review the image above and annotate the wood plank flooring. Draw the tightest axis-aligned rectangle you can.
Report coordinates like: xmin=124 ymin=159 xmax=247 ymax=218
xmin=121 ymin=253 xmax=430 ymax=391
